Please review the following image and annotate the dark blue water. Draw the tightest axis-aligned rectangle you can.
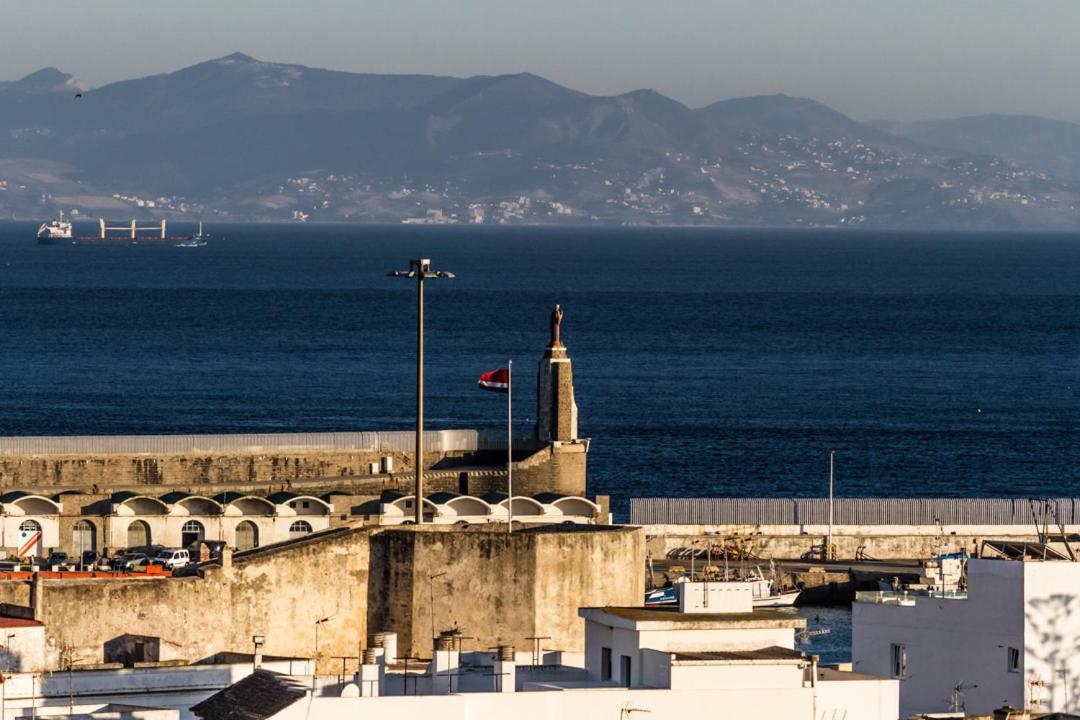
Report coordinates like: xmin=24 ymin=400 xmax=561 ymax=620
xmin=2 ymin=222 xmax=1080 ymax=516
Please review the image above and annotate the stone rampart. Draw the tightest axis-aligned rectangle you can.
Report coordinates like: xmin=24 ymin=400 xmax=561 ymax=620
xmin=31 ymin=527 xmax=369 ymax=672
xmin=1 ymin=451 xmax=585 ymax=499
xmin=367 ymin=524 xmax=643 ymax=658
xmin=5 ymin=523 xmax=641 ymax=674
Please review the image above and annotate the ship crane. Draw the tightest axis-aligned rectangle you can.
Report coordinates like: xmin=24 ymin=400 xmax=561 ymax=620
xmin=98 ymin=218 xmax=168 ymax=240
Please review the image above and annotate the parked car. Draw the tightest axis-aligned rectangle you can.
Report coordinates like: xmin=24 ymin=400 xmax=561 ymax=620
xmin=151 ymin=548 xmax=190 ymax=570
xmin=114 ymin=552 xmax=149 ymax=571
xmin=80 ymin=550 xmax=99 ymax=569
xmin=45 ymin=551 xmax=70 ymax=569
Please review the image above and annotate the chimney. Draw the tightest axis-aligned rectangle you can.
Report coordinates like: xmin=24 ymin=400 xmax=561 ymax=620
xmin=359 ymin=647 xmax=380 ymax=697
xmin=381 ymin=632 xmax=397 ymax=665
xmin=493 ymin=645 xmax=516 ymax=693
xmin=375 ymin=632 xmax=397 ymax=693
xmin=431 ymin=631 xmax=460 ymax=695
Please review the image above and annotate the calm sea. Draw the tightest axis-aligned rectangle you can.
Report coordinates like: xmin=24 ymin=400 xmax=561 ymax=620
xmin=2 ymin=222 xmax=1080 ymax=517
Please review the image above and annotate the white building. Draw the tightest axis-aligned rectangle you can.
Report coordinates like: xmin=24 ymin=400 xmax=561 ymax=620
xmin=0 ymin=651 xmax=312 ymax=720
xmin=853 ymin=556 xmax=1080 ymax=716
xmin=376 ymin=491 xmax=602 ymax=526
xmin=1 ymin=493 xmax=63 ymax=558
xmin=106 ymin=491 xmax=333 ymax=552
xmin=193 ymin=583 xmax=898 ymax=720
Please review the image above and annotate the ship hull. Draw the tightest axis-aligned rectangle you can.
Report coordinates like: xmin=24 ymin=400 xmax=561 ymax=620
xmin=38 ymin=236 xmax=194 ymax=246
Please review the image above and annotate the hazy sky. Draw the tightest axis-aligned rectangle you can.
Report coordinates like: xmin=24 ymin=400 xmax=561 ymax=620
xmin=3 ymin=0 xmax=1080 ymax=123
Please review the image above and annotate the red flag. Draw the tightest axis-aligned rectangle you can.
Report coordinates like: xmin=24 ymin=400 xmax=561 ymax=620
xmin=478 ymin=368 xmax=510 ymax=393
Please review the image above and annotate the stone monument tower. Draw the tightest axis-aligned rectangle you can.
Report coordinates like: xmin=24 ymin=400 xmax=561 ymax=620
xmin=536 ymin=304 xmax=579 ymax=443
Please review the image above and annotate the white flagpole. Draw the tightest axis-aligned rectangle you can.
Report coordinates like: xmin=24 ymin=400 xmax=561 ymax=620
xmin=507 ymin=360 xmax=513 ymax=533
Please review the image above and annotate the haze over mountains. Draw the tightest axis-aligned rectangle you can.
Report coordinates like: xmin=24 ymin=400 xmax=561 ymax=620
xmin=2 ymin=53 xmax=1079 ymax=229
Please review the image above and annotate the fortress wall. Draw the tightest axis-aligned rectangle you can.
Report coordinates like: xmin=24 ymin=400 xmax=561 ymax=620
xmin=0 ymin=445 xmax=586 ymax=504
xmin=33 ymin=528 xmax=369 ymax=672
xmin=509 ymin=442 xmax=588 ymax=497
xmin=6 ymin=523 xmax=638 ymax=674
xmin=0 ymin=449 xmax=431 ymax=490
xmin=367 ymin=525 xmax=643 ymax=659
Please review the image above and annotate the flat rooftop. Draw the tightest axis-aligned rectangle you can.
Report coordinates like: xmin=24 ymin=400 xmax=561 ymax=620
xmin=580 ymin=606 xmax=806 ymax=630
xmin=673 ymin=646 xmax=804 ymax=664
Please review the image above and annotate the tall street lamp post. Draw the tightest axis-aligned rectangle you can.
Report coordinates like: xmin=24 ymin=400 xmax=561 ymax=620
xmin=388 ymin=259 xmax=455 ymax=525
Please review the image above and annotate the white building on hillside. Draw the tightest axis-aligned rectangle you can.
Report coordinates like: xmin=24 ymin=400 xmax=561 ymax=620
xmin=193 ymin=583 xmax=898 ymax=720
xmin=853 ymin=556 xmax=1080 ymax=716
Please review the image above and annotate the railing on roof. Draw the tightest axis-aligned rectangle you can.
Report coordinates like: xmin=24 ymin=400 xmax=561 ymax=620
xmin=629 ymin=497 xmax=1080 ymax=526
xmin=855 ymin=589 xmax=967 ymax=605
xmin=0 ymin=430 xmax=520 ymax=456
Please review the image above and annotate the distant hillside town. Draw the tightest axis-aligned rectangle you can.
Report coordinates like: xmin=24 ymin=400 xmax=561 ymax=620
xmin=2 ymin=53 xmax=1080 ymax=229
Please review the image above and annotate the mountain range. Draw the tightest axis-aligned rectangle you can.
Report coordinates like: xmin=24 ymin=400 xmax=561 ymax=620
xmin=2 ymin=52 xmax=1079 ymax=229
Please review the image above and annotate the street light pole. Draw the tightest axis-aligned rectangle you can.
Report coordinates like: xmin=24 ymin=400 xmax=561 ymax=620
xmin=388 ymin=259 xmax=455 ymax=525
xmin=828 ymin=450 xmax=835 ymax=561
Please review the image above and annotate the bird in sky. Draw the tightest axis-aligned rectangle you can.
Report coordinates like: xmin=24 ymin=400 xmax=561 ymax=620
xmin=74 ymin=93 xmax=82 ymax=99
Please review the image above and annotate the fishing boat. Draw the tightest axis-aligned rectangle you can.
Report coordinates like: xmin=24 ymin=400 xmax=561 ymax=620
xmin=747 ymin=576 xmax=802 ymax=607
xmin=644 ymin=573 xmax=801 ymax=608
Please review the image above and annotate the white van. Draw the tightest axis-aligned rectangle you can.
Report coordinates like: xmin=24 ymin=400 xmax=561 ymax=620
xmin=152 ymin=548 xmax=190 ymax=570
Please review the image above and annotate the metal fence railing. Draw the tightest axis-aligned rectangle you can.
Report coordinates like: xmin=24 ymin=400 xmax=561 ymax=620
xmin=629 ymin=497 xmax=1080 ymax=526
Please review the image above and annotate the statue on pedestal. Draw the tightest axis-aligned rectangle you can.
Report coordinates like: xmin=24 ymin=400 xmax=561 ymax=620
xmin=550 ymin=304 xmax=565 ymax=348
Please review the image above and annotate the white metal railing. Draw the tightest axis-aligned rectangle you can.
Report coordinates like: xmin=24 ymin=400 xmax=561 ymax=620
xmin=854 ymin=589 xmax=967 ymax=605
xmin=631 ymin=496 xmax=1080 ymax=526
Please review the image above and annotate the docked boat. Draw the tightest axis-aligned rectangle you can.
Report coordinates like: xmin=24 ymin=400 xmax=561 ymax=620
xmin=748 ymin=577 xmax=801 ymax=607
xmin=644 ymin=575 xmax=801 ymax=608
xmin=36 ymin=211 xmax=74 ymax=244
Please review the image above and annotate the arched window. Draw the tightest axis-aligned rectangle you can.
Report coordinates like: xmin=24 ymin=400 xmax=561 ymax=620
xmin=73 ymin=520 xmax=96 ymax=554
xmin=127 ymin=520 xmax=151 ymax=549
xmin=19 ymin=519 xmax=41 ymax=533
xmin=288 ymin=520 xmax=313 ymax=539
xmin=235 ymin=521 xmax=259 ymax=551
xmin=181 ymin=520 xmax=205 ymax=548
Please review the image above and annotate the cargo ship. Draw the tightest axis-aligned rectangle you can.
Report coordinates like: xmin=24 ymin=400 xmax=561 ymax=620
xmin=36 ymin=217 xmax=204 ymax=247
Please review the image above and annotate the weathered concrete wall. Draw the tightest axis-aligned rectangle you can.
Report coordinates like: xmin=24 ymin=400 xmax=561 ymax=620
xmin=33 ymin=528 xmax=369 ymax=672
xmin=367 ymin=525 xmax=643 ymax=659
xmin=532 ymin=525 xmax=644 ymax=649
xmin=510 ymin=442 xmax=587 ymax=497
xmin=0 ymin=449 xmax=437 ymax=489
xmin=4 ymin=523 xmax=638 ymax=674
xmin=0 ymin=578 xmax=31 ymax=606
xmin=643 ymin=523 xmax=1054 ymax=560
xmin=1 ymin=445 xmax=586 ymax=524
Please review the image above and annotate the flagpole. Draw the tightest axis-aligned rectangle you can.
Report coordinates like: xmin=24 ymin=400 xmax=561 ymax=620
xmin=507 ymin=359 xmax=513 ymax=534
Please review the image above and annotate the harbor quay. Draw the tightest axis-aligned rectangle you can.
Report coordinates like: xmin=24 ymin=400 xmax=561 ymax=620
xmin=635 ymin=496 xmax=1080 ymax=561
